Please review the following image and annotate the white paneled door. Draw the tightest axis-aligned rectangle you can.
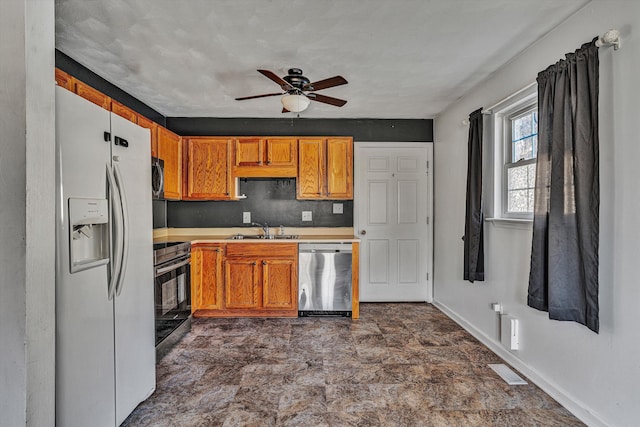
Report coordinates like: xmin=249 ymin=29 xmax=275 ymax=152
xmin=355 ymin=143 xmax=433 ymax=302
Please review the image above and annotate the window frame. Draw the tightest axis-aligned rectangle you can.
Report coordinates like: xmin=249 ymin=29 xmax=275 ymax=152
xmin=487 ymin=83 xmax=538 ymax=222
xmin=502 ymin=105 xmax=538 ymax=219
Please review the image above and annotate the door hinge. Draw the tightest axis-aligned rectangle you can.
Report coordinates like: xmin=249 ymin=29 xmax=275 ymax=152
xmin=426 ymin=216 xmax=429 ymax=225
xmin=426 ymin=272 xmax=429 ymax=281
xmin=426 ymin=160 xmax=429 ymax=173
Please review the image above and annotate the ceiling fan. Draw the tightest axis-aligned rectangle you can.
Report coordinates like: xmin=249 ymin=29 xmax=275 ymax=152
xmin=235 ymin=68 xmax=348 ymax=113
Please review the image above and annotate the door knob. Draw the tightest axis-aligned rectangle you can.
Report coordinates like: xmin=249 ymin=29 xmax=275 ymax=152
xmin=360 ymin=230 xmax=367 ymax=236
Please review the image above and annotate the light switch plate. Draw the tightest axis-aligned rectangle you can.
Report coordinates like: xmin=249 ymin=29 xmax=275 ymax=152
xmin=302 ymin=211 xmax=312 ymax=222
xmin=333 ymin=203 xmax=343 ymax=214
xmin=243 ymin=212 xmax=251 ymax=224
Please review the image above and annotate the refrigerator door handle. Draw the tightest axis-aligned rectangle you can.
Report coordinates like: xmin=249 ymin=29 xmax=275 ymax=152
xmin=106 ymin=163 xmax=123 ymax=301
xmin=113 ymin=163 xmax=130 ymax=297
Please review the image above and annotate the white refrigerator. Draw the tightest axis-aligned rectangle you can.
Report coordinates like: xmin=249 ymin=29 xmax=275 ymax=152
xmin=55 ymin=86 xmax=155 ymax=426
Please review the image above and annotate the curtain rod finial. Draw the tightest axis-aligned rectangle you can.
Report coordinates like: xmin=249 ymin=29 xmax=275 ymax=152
xmin=596 ymin=29 xmax=621 ymax=50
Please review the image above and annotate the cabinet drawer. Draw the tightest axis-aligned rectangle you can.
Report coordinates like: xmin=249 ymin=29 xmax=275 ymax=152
xmin=225 ymin=243 xmax=297 ymax=259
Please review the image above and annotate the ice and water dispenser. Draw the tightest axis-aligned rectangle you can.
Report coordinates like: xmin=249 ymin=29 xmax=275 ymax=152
xmin=68 ymin=198 xmax=109 ymax=273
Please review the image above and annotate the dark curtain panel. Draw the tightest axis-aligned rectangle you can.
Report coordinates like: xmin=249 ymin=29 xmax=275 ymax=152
xmin=528 ymin=39 xmax=600 ymax=333
xmin=463 ymin=108 xmax=484 ymax=282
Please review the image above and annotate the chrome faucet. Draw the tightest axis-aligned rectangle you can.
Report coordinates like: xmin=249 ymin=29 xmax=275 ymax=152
xmin=252 ymin=222 xmax=270 ymax=237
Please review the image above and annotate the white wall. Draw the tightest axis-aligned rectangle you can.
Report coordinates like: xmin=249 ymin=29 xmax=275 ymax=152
xmin=433 ymin=1 xmax=640 ymax=426
xmin=0 ymin=0 xmax=55 ymax=425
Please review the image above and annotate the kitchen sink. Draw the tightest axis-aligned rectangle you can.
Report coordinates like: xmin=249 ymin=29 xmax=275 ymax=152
xmin=227 ymin=234 xmax=299 ymax=240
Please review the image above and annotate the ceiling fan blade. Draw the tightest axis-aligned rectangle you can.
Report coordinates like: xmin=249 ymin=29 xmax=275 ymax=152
xmin=307 ymin=93 xmax=347 ymax=107
xmin=235 ymin=92 xmax=283 ymax=101
xmin=257 ymin=69 xmax=294 ymax=90
xmin=305 ymin=75 xmax=348 ymax=91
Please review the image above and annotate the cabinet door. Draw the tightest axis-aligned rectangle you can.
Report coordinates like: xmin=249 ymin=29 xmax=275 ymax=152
xmin=111 ymin=100 xmax=138 ymax=124
xmin=326 ymin=137 xmax=353 ymax=199
xmin=297 ymin=138 xmax=325 ymax=199
xmin=262 ymin=259 xmax=297 ymax=309
xmin=235 ymin=137 xmax=263 ymax=166
xmin=224 ymin=259 xmax=260 ymax=309
xmin=185 ymin=138 xmax=232 ymax=200
xmin=191 ymin=245 xmax=223 ymax=311
xmin=55 ymin=68 xmax=74 ymax=91
xmin=265 ymin=138 xmax=297 ymax=167
xmin=74 ymin=80 xmax=111 ymax=110
xmin=157 ymin=126 xmax=182 ymax=200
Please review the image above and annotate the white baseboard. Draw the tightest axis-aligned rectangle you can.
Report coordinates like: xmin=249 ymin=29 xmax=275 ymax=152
xmin=432 ymin=300 xmax=608 ymax=427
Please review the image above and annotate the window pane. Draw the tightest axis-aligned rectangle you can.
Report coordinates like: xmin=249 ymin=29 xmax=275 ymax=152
xmin=508 ymin=164 xmax=528 ymax=190
xmin=527 ymin=188 xmax=535 ymax=212
xmin=507 ymin=163 xmax=536 ymax=214
xmin=508 ymin=190 xmax=529 ymax=212
xmin=511 ymin=110 xmax=538 ymax=162
xmin=527 ymin=163 xmax=536 ymax=187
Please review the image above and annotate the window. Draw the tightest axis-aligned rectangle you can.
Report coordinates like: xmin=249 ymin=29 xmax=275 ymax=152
xmin=505 ymin=107 xmax=538 ymax=216
xmin=487 ymin=83 xmax=538 ymax=222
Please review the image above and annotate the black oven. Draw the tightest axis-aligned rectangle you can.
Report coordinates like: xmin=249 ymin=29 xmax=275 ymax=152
xmin=153 ymin=241 xmax=191 ymax=356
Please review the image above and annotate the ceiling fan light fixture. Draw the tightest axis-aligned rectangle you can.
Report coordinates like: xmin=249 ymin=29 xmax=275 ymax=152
xmin=281 ymin=94 xmax=310 ymax=113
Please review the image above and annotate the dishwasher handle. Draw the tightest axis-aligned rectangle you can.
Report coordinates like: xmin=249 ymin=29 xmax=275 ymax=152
xmin=299 ymin=243 xmax=352 ymax=252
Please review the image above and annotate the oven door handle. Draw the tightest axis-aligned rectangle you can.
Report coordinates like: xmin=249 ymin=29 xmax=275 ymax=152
xmin=155 ymin=258 xmax=191 ymax=276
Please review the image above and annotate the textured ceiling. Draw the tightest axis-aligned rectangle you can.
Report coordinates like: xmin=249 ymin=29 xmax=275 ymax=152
xmin=55 ymin=0 xmax=589 ymax=119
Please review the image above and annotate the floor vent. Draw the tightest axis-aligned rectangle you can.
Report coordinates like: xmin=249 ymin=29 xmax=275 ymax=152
xmin=488 ymin=363 xmax=528 ymax=385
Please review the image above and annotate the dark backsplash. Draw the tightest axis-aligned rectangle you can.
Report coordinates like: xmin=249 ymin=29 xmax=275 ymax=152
xmin=165 ymin=179 xmax=353 ymax=228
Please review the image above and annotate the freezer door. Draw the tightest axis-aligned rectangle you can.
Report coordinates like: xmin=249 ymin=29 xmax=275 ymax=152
xmin=111 ymin=113 xmax=156 ymax=424
xmin=55 ymin=86 xmax=116 ymax=427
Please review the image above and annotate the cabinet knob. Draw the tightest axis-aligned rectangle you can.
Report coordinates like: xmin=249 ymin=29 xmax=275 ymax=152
xmin=262 ymin=260 xmax=266 ymax=265
xmin=253 ymin=262 xmax=257 ymax=265
xmin=360 ymin=230 xmax=367 ymax=236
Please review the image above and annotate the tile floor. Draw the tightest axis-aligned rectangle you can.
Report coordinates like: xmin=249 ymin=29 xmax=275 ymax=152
xmin=122 ymin=303 xmax=585 ymax=426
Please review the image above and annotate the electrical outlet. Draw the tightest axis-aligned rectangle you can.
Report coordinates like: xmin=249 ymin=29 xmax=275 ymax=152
xmin=333 ymin=203 xmax=343 ymax=214
xmin=243 ymin=212 xmax=251 ymax=224
xmin=302 ymin=211 xmax=312 ymax=222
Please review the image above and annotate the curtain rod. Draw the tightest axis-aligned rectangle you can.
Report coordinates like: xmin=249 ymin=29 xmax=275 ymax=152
xmin=462 ymin=30 xmax=621 ymax=126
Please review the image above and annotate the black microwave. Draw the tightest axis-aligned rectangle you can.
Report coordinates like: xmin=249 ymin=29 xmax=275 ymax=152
xmin=151 ymin=157 xmax=164 ymax=200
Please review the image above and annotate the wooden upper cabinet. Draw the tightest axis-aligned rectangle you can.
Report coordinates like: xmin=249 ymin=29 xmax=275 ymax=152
xmin=297 ymin=138 xmax=325 ymax=199
xmin=136 ymin=115 xmax=158 ymax=157
xmin=74 ymin=80 xmax=111 ymax=110
xmin=265 ymin=138 xmax=297 ymax=167
xmin=183 ymin=137 xmax=234 ymax=200
xmin=157 ymin=126 xmax=182 ymax=200
xmin=233 ymin=137 xmax=297 ymax=177
xmin=297 ymin=137 xmax=353 ymax=200
xmin=55 ymin=68 xmax=74 ymax=91
xmin=235 ymin=138 xmax=262 ymax=166
xmin=191 ymin=244 xmax=224 ymax=311
xmin=326 ymin=137 xmax=353 ymax=199
xmin=111 ymin=100 xmax=138 ymax=124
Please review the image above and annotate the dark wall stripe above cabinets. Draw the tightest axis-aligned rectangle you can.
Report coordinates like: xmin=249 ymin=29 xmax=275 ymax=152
xmin=166 ymin=118 xmax=433 ymax=142
xmin=167 ymin=179 xmax=353 ymax=228
xmin=55 ymin=50 xmax=166 ymax=126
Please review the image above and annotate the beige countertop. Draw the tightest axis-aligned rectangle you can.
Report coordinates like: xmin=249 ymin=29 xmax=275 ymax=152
xmin=153 ymin=227 xmax=359 ymax=244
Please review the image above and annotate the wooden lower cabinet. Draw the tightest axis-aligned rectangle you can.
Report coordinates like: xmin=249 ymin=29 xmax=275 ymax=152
xmin=191 ymin=244 xmax=224 ymax=310
xmin=224 ymin=259 xmax=260 ymax=309
xmin=192 ymin=242 xmax=298 ymax=318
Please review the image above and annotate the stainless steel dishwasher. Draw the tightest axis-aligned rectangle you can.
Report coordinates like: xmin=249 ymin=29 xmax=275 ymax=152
xmin=298 ymin=243 xmax=352 ymax=317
